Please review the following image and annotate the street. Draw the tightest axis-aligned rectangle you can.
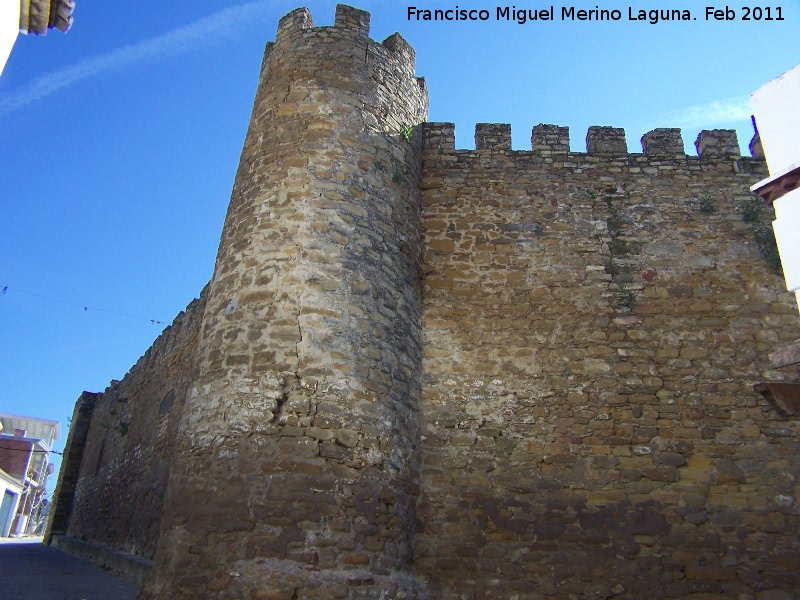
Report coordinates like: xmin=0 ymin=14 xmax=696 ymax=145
xmin=0 ymin=537 xmax=139 ymax=600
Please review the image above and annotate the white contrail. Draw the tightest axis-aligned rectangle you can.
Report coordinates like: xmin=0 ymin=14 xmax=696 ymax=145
xmin=0 ymin=0 xmax=274 ymax=117
xmin=663 ymin=96 xmax=751 ymax=130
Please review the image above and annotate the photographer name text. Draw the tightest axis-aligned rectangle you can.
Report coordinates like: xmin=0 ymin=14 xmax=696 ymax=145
xmin=407 ymin=6 xmax=785 ymax=24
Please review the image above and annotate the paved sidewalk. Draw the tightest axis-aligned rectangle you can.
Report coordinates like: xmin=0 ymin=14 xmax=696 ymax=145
xmin=0 ymin=537 xmax=139 ymax=600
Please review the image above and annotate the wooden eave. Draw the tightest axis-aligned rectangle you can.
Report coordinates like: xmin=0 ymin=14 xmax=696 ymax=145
xmin=751 ymin=162 xmax=800 ymax=205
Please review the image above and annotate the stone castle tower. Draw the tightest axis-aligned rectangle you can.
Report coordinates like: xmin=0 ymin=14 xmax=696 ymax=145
xmin=141 ymin=5 xmax=429 ymax=597
xmin=47 ymin=5 xmax=800 ymax=600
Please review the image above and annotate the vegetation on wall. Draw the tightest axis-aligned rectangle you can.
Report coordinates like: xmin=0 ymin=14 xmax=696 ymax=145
xmin=400 ymin=124 xmax=414 ymax=142
xmin=741 ymin=195 xmax=782 ymax=274
xmin=589 ymin=189 xmax=641 ymax=312
xmin=698 ymin=192 xmax=717 ymax=214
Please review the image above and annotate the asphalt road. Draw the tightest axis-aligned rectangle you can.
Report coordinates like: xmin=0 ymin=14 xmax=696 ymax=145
xmin=0 ymin=538 xmax=139 ymax=600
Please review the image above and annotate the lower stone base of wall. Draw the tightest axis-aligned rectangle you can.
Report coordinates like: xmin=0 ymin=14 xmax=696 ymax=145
xmin=138 ymin=559 xmax=430 ymax=600
xmin=49 ymin=535 xmax=152 ymax=587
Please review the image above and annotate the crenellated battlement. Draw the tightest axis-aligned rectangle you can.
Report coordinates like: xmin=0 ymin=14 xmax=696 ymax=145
xmin=275 ymin=7 xmax=314 ymax=41
xmin=333 ymin=4 xmax=371 ymax=35
xmin=694 ymin=128 xmax=743 ymax=157
xmin=532 ymin=123 xmax=570 ymax=153
xmin=274 ymin=5 xmax=373 ymax=38
xmin=424 ymin=121 xmax=755 ymax=159
xmin=270 ymin=4 xmax=423 ymax=97
xmin=276 ymin=5 xmax=372 ymax=38
xmin=586 ymin=126 xmax=627 ymax=154
xmin=641 ymin=127 xmax=683 ymax=155
xmin=475 ymin=123 xmax=511 ymax=150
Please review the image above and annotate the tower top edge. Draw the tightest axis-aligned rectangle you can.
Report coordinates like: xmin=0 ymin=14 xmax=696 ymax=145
xmin=272 ymin=5 xmax=419 ymax=80
xmin=277 ymin=4 xmax=372 ymax=38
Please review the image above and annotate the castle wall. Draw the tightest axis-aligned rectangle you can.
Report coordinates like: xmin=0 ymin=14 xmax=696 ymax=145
xmin=415 ymin=122 xmax=800 ymax=598
xmin=46 ymin=6 xmax=800 ymax=599
xmin=55 ymin=292 xmax=205 ymax=560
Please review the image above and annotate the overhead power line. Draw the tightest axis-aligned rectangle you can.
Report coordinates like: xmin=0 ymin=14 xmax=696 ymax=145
xmin=0 ymin=445 xmax=63 ymax=456
xmin=1 ymin=285 xmax=166 ymax=325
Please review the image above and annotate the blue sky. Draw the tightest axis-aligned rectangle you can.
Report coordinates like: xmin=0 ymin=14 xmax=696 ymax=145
xmin=1 ymin=0 xmax=798 ymax=487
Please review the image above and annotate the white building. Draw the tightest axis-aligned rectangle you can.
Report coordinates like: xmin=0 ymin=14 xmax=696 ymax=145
xmin=0 ymin=413 xmax=60 ymax=536
xmin=0 ymin=468 xmax=24 ymax=537
xmin=751 ymin=64 xmax=800 ymax=416
xmin=751 ymin=63 xmax=800 ymax=313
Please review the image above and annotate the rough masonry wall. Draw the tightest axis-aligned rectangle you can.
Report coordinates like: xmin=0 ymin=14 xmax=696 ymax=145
xmin=415 ymin=122 xmax=800 ymax=599
xmin=46 ymin=390 xmax=100 ymax=541
xmin=61 ymin=292 xmax=205 ymax=560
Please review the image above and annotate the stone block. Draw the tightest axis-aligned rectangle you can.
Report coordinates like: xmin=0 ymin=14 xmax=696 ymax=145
xmin=532 ymin=124 xmax=569 ymax=153
xmin=475 ymin=123 xmax=511 ymax=151
xmin=694 ymin=129 xmax=741 ymax=157
xmin=335 ymin=5 xmax=370 ymax=35
xmin=276 ymin=8 xmax=313 ymax=41
xmin=641 ymin=128 xmax=684 ymax=155
xmin=423 ymin=123 xmax=455 ymax=150
xmin=586 ymin=126 xmax=627 ymax=153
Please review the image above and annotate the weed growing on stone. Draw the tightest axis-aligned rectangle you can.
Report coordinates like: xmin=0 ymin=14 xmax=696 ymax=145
xmin=615 ymin=284 xmax=637 ymax=311
xmin=742 ymin=194 xmax=764 ymax=223
xmin=604 ymin=196 xmax=626 ymax=236
xmin=392 ymin=168 xmax=405 ymax=184
xmin=699 ymin=192 xmax=716 ymax=214
xmin=606 ymin=257 xmax=622 ymax=278
xmin=753 ymin=226 xmax=782 ymax=274
xmin=606 ymin=214 xmax=624 ymax=236
xmin=374 ymin=160 xmax=385 ymax=172
xmin=400 ymin=125 xmax=414 ymax=142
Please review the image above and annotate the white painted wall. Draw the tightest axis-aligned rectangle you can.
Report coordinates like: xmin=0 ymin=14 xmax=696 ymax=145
xmin=0 ymin=0 xmax=20 ymax=76
xmin=772 ymin=188 xmax=800 ymax=305
xmin=751 ymin=64 xmax=800 ymax=311
xmin=751 ymin=64 xmax=800 ymax=175
xmin=0 ymin=484 xmax=22 ymax=537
